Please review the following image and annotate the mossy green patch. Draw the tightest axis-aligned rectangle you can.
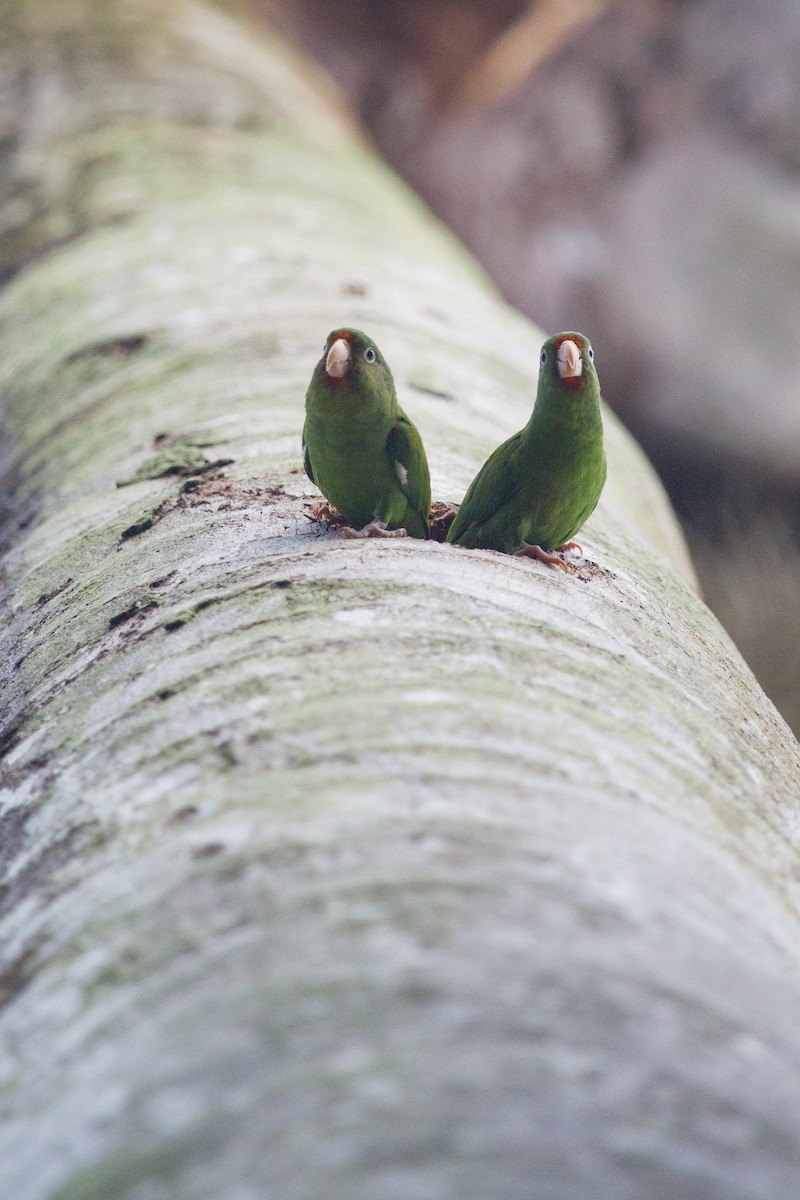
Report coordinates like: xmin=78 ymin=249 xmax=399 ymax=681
xmin=51 ymin=1142 xmax=192 ymax=1200
xmin=116 ymin=436 xmax=220 ymax=487
xmin=163 ymin=608 xmax=195 ymax=633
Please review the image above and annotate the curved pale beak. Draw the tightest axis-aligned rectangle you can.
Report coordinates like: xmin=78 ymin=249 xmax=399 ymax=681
xmin=557 ymin=339 xmax=583 ymax=380
xmin=325 ymin=338 xmax=351 ymax=379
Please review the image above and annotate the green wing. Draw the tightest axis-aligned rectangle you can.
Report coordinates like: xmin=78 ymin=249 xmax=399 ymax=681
xmin=387 ymin=415 xmax=431 ymax=537
xmin=301 ymin=419 xmax=315 ymax=484
xmin=447 ymin=431 xmax=522 ymax=543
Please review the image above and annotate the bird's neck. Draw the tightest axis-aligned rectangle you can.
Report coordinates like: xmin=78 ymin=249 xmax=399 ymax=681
xmin=524 ymin=386 xmax=602 ymax=451
xmin=308 ymin=382 xmax=396 ymax=439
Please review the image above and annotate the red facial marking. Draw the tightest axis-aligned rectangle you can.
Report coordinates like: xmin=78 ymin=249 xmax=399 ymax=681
xmin=551 ymin=333 xmax=584 ymax=351
xmin=328 ymin=329 xmax=355 ymax=346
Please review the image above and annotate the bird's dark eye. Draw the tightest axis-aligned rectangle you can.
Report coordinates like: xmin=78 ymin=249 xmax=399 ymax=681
xmin=588 ymin=347 xmax=594 ymax=361
xmin=322 ymin=343 xmax=327 ymax=354
xmin=364 ymin=347 xmax=376 ymax=363
xmin=540 ymin=349 xmax=547 ymax=365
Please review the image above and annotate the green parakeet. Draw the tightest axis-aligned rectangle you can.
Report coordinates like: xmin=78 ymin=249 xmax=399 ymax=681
xmin=447 ymin=332 xmax=606 ymax=570
xmin=303 ymin=328 xmax=431 ymax=539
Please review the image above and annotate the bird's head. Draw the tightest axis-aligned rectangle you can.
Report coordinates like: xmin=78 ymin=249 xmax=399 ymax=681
xmin=538 ymin=332 xmax=597 ymax=393
xmin=317 ymin=327 xmax=389 ymax=395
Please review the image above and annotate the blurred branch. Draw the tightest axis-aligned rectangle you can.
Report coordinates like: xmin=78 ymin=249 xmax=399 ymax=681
xmin=448 ymin=0 xmax=610 ymax=111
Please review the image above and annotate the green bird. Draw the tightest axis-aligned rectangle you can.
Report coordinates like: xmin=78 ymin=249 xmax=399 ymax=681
xmin=447 ymin=332 xmax=606 ymax=570
xmin=303 ymin=328 xmax=431 ymax=539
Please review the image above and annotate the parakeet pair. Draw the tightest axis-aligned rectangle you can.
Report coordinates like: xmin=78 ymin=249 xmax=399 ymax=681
xmin=302 ymin=327 xmax=605 ymax=566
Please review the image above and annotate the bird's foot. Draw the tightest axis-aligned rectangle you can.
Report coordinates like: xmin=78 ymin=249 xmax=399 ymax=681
xmin=515 ymin=542 xmax=572 ymax=573
xmin=555 ymin=540 xmax=583 ymax=556
xmin=339 ymin=519 xmax=408 ymax=539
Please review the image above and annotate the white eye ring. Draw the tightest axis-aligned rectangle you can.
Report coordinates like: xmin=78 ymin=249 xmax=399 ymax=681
xmin=364 ymin=347 xmax=376 ymax=363
xmin=322 ymin=343 xmax=327 ymax=354
xmin=588 ymin=347 xmax=594 ymax=361
xmin=540 ymin=349 xmax=547 ymax=365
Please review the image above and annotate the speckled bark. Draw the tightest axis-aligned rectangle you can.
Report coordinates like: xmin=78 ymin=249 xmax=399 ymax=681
xmin=1 ymin=3 xmax=799 ymax=1199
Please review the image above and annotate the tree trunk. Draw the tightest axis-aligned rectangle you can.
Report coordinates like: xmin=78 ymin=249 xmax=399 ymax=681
xmin=1 ymin=3 xmax=799 ymax=1199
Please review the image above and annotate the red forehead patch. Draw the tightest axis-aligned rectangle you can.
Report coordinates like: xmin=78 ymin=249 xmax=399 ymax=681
xmin=551 ymin=333 xmax=583 ymax=350
xmin=329 ymin=329 xmax=355 ymax=345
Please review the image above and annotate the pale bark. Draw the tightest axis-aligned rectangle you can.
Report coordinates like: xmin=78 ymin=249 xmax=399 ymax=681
xmin=1 ymin=3 xmax=799 ymax=1199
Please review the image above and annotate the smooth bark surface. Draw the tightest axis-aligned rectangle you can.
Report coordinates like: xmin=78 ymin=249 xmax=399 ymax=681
xmin=1 ymin=3 xmax=799 ymax=1199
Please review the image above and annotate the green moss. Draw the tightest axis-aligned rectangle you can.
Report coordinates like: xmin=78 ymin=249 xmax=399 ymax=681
xmin=51 ymin=1143 xmax=189 ymax=1200
xmin=119 ymin=510 xmax=155 ymax=539
xmin=163 ymin=608 xmax=195 ymax=633
xmin=116 ymin=436 xmax=216 ymax=487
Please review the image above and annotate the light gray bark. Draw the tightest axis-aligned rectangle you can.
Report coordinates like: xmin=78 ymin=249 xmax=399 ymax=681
xmin=1 ymin=3 xmax=799 ymax=1199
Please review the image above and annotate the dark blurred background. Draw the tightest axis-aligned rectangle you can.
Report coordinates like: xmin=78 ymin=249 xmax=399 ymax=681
xmin=261 ymin=0 xmax=800 ymax=734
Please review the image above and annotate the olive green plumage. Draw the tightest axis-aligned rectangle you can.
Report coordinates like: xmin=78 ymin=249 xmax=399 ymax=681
xmin=303 ymin=328 xmax=430 ymax=538
xmin=447 ymin=332 xmax=606 ymax=557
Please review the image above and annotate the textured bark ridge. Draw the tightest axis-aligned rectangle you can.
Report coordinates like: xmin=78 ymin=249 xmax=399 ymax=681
xmin=1 ymin=4 xmax=799 ymax=1199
